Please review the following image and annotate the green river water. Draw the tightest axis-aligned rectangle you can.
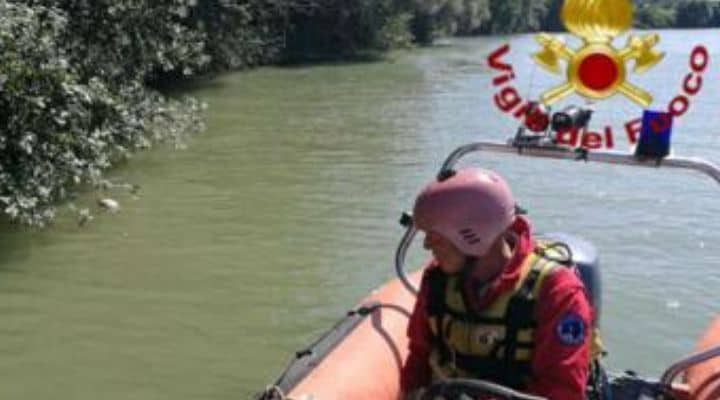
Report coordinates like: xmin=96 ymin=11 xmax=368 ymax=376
xmin=1 ymin=30 xmax=719 ymax=399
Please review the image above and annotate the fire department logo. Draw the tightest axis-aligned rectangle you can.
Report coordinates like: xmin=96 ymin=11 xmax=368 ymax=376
xmin=486 ymin=0 xmax=710 ymax=150
xmin=532 ymin=0 xmax=664 ymax=107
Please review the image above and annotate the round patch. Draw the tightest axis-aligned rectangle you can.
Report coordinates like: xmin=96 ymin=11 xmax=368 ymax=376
xmin=556 ymin=313 xmax=586 ymax=346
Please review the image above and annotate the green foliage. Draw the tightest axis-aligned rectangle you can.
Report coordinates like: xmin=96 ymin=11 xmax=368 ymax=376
xmin=0 ymin=1 xmax=202 ymax=226
xmin=488 ymin=0 xmax=548 ymax=34
xmin=675 ymin=0 xmax=716 ymax=28
xmin=284 ymin=0 xmax=413 ymax=58
xmin=23 ymin=0 xmax=210 ymax=84
xmin=378 ymin=11 xmax=416 ymax=49
xmin=635 ymin=2 xmax=676 ymax=29
xmin=423 ymin=0 xmax=493 ymax=36
xmin=633 ymin=0 xmax=720 ymax=29
xmin=188 ymin=0 xmax=286 ymax=71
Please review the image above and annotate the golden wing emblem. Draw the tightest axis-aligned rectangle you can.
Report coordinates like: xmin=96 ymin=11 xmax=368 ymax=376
xmin=532 ymin=0 xmax=665 ymax=107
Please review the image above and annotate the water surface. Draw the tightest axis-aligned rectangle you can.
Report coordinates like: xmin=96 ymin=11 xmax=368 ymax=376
xmin=1 ymin=30 xmax=719 ymax=399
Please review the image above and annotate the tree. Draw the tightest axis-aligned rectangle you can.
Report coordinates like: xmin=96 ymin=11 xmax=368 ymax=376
xmin=542 ymin=0 xmax=565 ymax=32
xmin=635 ymin=3 xmax=675 ymax=29
xmin=487 ymin=0 xmax=548 ymax=34
xmin=712 ymin=3 xmax=720 ymax=26
xmin=284 ymin=0 xmax=412 ymax=58
xmin=188 ymin=0 xmax=287 ymax=71
xmin=676 ymin=0 xmax=714 ymax=28
xmin=454 ymin=0 xmax=493 ymax=35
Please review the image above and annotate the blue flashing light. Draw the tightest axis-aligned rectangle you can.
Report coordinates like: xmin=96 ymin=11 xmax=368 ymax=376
xmin=635 ymin=110 xmax=673 ymax=159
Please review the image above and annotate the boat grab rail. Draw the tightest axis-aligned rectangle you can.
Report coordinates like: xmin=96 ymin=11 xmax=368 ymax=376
xmin=660 ymin=344 xmax=720 ymax=388
xmin=439 ymin=141 xmax=720 ymax=185
xmin=396 ymin=140 xmax=720 ymax=296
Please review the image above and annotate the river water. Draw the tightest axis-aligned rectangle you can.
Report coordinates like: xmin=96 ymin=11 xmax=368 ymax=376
xmin=1 ymin=30 xmax=719 ymax=399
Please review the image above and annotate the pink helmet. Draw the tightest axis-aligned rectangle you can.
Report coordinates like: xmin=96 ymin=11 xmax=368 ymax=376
xmin=413 ymin=168 xmax=516 ymax=257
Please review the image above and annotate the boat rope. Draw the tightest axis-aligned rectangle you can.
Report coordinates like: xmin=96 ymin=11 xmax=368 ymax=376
xmin=261 ymin=385 xmax=285 ymax=399
xmin=259 ymin=385 xmax=295 ymax=400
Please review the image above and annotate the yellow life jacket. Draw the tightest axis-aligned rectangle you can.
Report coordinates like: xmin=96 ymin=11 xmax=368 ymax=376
xmin=425 ymin=242 xmax=601 ymax=390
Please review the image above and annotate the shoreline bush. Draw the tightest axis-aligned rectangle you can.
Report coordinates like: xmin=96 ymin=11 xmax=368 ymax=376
xmin=0 ymin=1 xmax=203 ymax=226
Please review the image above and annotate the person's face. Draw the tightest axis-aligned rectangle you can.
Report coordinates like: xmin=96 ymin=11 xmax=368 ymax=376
xmin=423 ymin=231 xmax=466 ymax=274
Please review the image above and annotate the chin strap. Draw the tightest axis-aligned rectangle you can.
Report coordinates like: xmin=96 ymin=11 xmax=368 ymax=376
xmin=459 ymin=231 xmax=518 ymax=285
xmin=459 ymin=256 xmax=479 ymax=277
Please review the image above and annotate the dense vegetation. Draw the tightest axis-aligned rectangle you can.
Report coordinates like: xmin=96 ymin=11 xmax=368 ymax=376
xmin=412 ymin=0 xmax=720 ymax=36
xmin=2 ymin=0 xmax=719 ymax=226
xmin=634 ymin=0 xmax=720 ymax=29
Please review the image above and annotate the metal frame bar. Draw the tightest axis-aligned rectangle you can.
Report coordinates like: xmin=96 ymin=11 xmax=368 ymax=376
xmin=439 ymin=141 xmax=720 ymax=185
xmin=396 ymin=140 xmax=720 ymax=296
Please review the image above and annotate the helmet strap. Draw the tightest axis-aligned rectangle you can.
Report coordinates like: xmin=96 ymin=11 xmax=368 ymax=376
xmin=458 ymin=256 xmax=479 ymax=279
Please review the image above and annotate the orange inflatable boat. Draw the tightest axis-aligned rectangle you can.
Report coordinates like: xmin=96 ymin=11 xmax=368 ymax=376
xmin=255 ymin=140 xmax=720 ymax=400
xmin=255 ymin=270 xmax=719 ymax=400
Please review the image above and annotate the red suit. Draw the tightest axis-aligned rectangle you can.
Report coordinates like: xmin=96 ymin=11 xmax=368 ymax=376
xmin=400 ymin=217 xmax=593 ymax=400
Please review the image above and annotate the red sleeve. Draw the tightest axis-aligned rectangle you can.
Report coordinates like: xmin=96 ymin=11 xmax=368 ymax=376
xmin=525 ymin=267 xmax=593 ymax=400
xmin=400 ymin=270 xmax=434 ymax=393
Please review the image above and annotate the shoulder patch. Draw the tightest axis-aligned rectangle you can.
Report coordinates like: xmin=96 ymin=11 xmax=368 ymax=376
xmin=556 ymin=312 xmax=586 ymax=346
